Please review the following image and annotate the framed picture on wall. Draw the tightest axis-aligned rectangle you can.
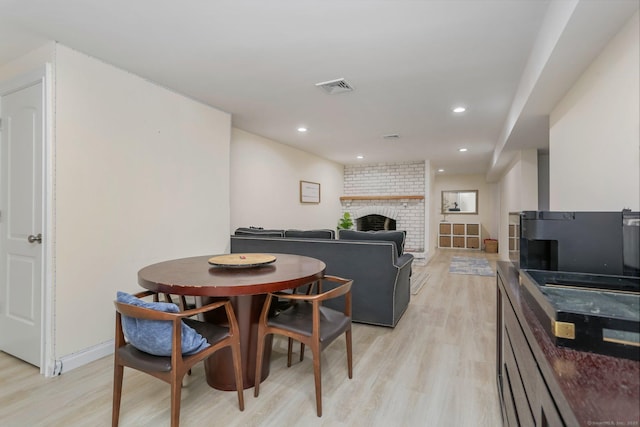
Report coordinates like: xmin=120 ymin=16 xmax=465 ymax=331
xmin=300 ymin=180 xmax=320 ymax=203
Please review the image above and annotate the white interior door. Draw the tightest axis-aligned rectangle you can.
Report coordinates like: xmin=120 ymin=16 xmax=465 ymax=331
xmin=0 ymin=81 xmax=44 ymax=367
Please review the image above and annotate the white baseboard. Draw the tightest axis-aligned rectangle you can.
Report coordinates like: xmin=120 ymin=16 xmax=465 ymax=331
xmin=57 ymin=339 xmax=114 ymax=374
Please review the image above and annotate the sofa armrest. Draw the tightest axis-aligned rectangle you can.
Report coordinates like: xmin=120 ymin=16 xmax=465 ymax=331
xmin=396 ymin=253 xmax=414 ymax=269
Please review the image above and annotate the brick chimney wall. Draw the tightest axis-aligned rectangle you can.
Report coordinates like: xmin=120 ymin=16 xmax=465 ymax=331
xmin=342 ymin=161 xmax=425 ymax=252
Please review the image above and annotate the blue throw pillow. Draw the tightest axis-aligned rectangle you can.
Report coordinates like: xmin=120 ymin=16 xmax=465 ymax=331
xmin=116 ymin=291 xmax=209 ymax=356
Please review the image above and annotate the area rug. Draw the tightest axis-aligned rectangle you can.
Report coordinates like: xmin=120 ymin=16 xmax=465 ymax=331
xmin=449 ymin=256 xmax=495 ymax=277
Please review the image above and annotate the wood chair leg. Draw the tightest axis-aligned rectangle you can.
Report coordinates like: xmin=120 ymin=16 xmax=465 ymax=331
xmin=170 ymin=377 xmax=182 ymax=427
xmin=312 ymin=345 xmax=322 ymax=417
xmin=231 ymin=340 xmax=245 ymax=410
xmin=254 ymin=332 xmax=266 ymax=397
xmin=346 ymin=330 xmax=353 ymax=378
xmin=112 ymin=363 xmax=124 ymax=427
xmin=287 ymin=338 xmax=294 ymax=367
xmin=287 ymin=338 xmax=305 ymax=366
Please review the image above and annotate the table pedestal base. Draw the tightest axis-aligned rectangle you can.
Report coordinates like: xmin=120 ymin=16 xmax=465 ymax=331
xmin=202 ymin=294 xmax=273 ymax=390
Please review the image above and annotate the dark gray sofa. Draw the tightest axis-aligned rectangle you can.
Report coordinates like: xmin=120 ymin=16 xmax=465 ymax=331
xmin=230 ymin=231 xmax=413 ymax=327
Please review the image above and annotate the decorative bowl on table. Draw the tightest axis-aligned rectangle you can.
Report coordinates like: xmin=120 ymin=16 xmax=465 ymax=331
xmin=208 ymin=253 xmax=276 ymax=268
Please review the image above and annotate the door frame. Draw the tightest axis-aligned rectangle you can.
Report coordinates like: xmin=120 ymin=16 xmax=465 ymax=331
xmin=0 ymin=64 xmax=55 ymax=376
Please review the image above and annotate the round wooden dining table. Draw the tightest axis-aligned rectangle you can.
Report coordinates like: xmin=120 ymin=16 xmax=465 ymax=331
xmin=137 ymin=253 xmax=326 ymax=390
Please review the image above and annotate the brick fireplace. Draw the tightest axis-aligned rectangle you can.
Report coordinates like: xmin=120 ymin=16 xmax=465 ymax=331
xmin=341 ymin=161 xmax=426 ymax=253
xmin=353 ymin=206 xmax=398 ymax=231
xmin=357 ymin=214 xmax=396 ymax=231
xmin=344 ymin=201 xmax=424 ymax=252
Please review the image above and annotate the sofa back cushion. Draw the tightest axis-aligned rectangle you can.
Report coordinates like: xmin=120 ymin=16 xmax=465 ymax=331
xmin=338 ymin=229 xmax=406 ymax=256
xmin=234 ymin=227 xmax=284 ymax=237
xmin=284 ymin=229 xmax=335 ymax=239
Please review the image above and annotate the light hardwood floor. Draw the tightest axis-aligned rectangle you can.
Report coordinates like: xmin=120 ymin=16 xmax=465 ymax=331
xmin=0 ymin=249 xmax=502 ymax=427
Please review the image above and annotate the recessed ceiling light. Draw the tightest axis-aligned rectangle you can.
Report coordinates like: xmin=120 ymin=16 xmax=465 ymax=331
xmin=297 ymin=127 xmax=308 ymax=132
xmin=452 ymin=106 xmax=466 ymax=113
xmin=459 ymin=148 xmax=468 ymax=152
xmin=438 ymin=168 xmax=445 ymax=172
xmin=356 ymin=155 xmax=364 ymax=159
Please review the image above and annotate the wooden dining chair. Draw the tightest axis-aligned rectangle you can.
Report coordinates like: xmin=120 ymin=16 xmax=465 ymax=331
xmin=152 ymin=293 xmax=200 ymax=378
xmin=154 ymin=293 xmax=198 ymax=312
xmin=254 ymin=275 xmax=353 ymax=417
xmin=112 ymin=290 xmax=244 ymax=427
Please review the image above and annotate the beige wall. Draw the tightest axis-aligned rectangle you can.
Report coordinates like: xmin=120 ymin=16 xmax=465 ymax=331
xmin=230 ymin=128 xmax=343 ymax=231
xmin=549 ymin=11 xmax=639 ymax=211
xmin=53 ymin=45 xmax=231 ymax=358
xmin=431 ymin=174 xmax=497 ymax=252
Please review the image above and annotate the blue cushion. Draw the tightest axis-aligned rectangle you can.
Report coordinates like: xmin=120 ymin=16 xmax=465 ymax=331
xmin=116 ymin=291 xmax=209 ymax=356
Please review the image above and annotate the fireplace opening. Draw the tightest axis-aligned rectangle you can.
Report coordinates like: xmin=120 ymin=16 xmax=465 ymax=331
xmin=357 ymin=214 xmax=396 ymax=231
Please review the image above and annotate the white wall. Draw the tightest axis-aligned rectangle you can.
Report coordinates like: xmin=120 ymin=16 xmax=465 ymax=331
xmin=519 ymin=150 xmax=539 ymax=211
xmin=428 ymin=173 xmax=439 ymax=255
xmin=54 ymin=45 xmax=231 ymax=357
xmin=549 ymin=11 xmax=639 ymax=211
xmin=497 ymin=152 xmax=539 ymax=260
xmin=424 ymin=161 xmax=433 ymax=260
xmin=230 ymin=128 xmax=343 ymax=231
xmin=538 ymin=152 xmax=550 ymax=210
xmin=0 ymin=43 xmax=55 ymax=82
xmin=431 ymin=174 xmax=497 ymax=252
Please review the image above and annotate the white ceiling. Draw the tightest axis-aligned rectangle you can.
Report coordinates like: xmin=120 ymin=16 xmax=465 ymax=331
xmin=1 ymin=0 xmax=637 ymax=176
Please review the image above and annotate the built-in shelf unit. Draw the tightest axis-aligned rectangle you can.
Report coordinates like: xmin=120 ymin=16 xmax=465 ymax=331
xmin=438 ymin=222 xmax=481 ymax=250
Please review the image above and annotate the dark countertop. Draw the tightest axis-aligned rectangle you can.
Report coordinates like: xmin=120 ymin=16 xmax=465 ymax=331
xmin=497 ymin=261 xmax=640 ymax=426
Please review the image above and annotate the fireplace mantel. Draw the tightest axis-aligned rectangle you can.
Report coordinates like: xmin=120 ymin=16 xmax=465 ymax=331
xmin=340 ymin=195 xmax=424 ymax=201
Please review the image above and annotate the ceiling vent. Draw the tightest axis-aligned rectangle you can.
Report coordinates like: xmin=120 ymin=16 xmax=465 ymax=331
xmin=315 ymin=78 xmax=354 ymax=94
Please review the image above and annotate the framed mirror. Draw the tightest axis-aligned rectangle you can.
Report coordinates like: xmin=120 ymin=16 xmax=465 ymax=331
xmin=441 ymin=190 xmax=478 ymax=214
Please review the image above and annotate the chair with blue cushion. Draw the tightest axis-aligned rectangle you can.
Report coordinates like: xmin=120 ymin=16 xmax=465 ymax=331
xmin=154 ymin=292 xmax=197 ymax=311
xmin=112 ymin=290 xmax=244 ymax=427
